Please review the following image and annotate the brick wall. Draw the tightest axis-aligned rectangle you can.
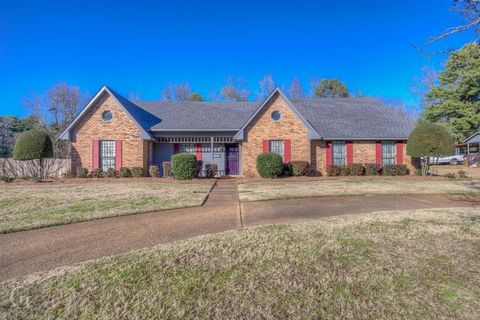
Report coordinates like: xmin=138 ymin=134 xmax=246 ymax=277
xmin=241 ymin=93 xmax=310 ymax=176
xmin=71 ymin=94 xmax=146 ymax=173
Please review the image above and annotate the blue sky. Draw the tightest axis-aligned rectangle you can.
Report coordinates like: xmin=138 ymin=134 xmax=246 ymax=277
xmin=0 ymin=0 xmax=475 ymax=117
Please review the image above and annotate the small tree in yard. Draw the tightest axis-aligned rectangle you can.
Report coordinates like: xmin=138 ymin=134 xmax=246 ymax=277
xmin=13 ymin=129 xmax=53 ymax=180
xmin=407 ymin=123 xmax=455 ymax=176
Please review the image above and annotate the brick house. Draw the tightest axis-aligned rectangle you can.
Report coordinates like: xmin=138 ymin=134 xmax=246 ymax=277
xmin=59 ymin=86 xmax=415 ymax=176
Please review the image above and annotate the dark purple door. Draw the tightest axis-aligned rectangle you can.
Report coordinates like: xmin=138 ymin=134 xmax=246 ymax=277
xmin=225 ymin=144 xmax=239 ymax=175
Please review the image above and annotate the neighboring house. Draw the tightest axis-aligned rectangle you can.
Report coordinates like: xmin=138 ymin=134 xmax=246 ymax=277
xmin=456 ymin=131 xmax=480 ymax=166
xmin=59 ymin=86 xmax=415 ymax=176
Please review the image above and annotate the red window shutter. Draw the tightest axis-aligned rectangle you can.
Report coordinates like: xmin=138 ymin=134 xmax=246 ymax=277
xmin=173 ymin=143 xmax=179 ymax=154
xmin=196 ymin=143 xmax=202 ymax=161
xmin=284 ymin=139 xmax=292 ymax=163
xmin=396 ymin=141 xmax=404 ymax=165
xmin=346 ymin=141 xmax=353 ymax=165
xmin=92 ymin=139 xmax=99 ymax=170
xmin=115 ymin=140 xmax=122 ymax=170
xmin=326 ymin=141 xmax=332 ymax=167
xmin=263 ymin=140 xmax=269 ymax=153
xmin=375 ymin=141 xmax=382 ymax=166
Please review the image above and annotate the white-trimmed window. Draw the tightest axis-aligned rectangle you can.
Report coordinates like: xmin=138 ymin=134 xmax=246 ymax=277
xmin=100 ymin=140 xmax=115 ymax=171
xmin=382 ymin=141 xmax=396 ymax=165
xmin=269 ymin=140 xmax=284 ymax=160
xmin=332 ymin=141 xmax=346 ymax=165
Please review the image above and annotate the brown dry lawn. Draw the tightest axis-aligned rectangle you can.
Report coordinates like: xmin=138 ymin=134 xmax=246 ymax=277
xmin=0 ymin=179 xmax=213 ymax=234
xmin=1 ymin=207 xmax=479 ymax=319
xmin=238 ymin=178 xmax=480 ymax=202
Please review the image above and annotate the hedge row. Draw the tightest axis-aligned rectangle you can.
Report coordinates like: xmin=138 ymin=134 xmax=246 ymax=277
xmin=327 ymin=164 xmax=408 ymax=176
xmin=76 ymin=167 xmax=145 ymax=178
xmin=256 ymin=153 xmax=311 ymax=178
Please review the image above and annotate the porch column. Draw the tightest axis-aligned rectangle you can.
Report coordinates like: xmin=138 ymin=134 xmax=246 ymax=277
xmin=210 ymin=137 xmax=214 ymax=160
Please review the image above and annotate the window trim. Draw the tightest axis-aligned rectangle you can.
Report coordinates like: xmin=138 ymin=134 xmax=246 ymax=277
xmin=382 ymin=141 xmax=396 ymax=166
xmin=99 ymin=140 xmax=116 ymax=171
xmin=269 ymin=140 xmax=285 ymax=160
xmin=332 ymin=141 xmax=346 ymax=165
xmin=102 ymin=110 xmax=113 ymax=121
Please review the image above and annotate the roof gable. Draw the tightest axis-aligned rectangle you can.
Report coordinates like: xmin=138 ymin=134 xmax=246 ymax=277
xmin=233 ymin=88 xmax=321 ymax=140
xmin=58 ymin=86 xmax=154 ymax=140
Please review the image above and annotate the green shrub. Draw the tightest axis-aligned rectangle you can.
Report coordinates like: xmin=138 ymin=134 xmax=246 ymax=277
xmin=204 ymin=163 xmax=217 ymax=178
xmin=90 ymin=168 xmax=103 ymax=178
xmin=326 ymin=165 xmax=341 ymax=176
xmin=105 ymin=168 xmax=118 ymax=178
xmin=162 ymin=162 xmax=172 ymax=177
xmin=172 ymin=153 xmax=197 ymax=180
xmin=347 ymin=164 xmax=364 ymax=176
xmin=457 ymin=170 xmax=468 ymax=178
xmin=119 ymin=167 xmax=132 ymax=178
xmin=290 ymin=161 xmax=310 ymax=176
xmin=13 ymin=129 xmax=53 ymax=161
xmin=76 ymin=167 xmax=89 ymax=178
xmin=256 ymin=153 xmax=284 ymax=178
xmin=382 ymin=165 xmax=408 ymax=176
xmin=0 ymin=176 xmax=14 ymax=183
xmin=364 ymin=163 xmax=380 ymax=176
xmin=148 ymin=165 xmax=160 ymax=177
xmin=131 ymin=167 xmax=144 ymax=178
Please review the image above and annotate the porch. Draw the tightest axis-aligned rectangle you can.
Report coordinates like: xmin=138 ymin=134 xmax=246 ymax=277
xmin=149 ymin=136 xmax=241 ymax=176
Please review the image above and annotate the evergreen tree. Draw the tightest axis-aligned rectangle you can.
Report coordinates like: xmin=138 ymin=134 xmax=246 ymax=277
xmin=422 ymin=43 xmax=480 ymax=141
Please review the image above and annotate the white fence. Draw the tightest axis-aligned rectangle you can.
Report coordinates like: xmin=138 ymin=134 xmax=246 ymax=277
xmin=0 ymin=158 xmax=71 ymax=178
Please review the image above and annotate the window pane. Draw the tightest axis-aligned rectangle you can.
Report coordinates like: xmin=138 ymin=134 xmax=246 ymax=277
xmin=332 ymin=141 xmax=346 ymax=165
xmin=100 ymin=140 xmax=116 ymax=171
xmin=269 ymin=140 xmax=284 ymax=160
xmin=382 ymin=141 xmax=396 ymax=165
xmin=179 ymin=143 xmax=196 ymax=154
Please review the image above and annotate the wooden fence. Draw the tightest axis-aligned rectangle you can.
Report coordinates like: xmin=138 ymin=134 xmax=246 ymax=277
xmin=0 ymin=158 xmax=71 ymax=178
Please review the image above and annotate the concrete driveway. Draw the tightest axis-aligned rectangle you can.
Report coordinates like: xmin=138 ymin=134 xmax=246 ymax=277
xmin=1 ymin=180 xmax=479 ymax=281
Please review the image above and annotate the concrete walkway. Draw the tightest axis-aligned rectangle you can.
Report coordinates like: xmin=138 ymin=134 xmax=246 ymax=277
xmin=1 ymin=186 xmax=479 ymax=281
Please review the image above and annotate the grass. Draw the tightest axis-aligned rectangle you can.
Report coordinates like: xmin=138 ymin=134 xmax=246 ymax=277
xmin=0 ymin=180 xmax=213 ymax=233
xmin=1 ymin=207 xmax=480 ymax=319
xmin=238 ymin=178 xmax=480 ymax=201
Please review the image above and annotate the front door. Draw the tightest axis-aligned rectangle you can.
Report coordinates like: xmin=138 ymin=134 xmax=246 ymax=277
xmin=225 ymin=143 xmax=239 ymax=175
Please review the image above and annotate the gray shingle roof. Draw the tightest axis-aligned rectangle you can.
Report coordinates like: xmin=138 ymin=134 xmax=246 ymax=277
xmin=134 ymin=101 xmax=258 ymax=130
xmin=292 ymin=98 xmax=415 ymax=139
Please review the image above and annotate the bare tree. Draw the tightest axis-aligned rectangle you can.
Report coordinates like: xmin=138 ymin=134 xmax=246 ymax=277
xmin=0 ymin=117 xmax=14 ymax=157
xmin=162 ymin=83 xmax=192 ymax=102
xmin=257 ymin=74 xmax=276 ymax=100
xmin=410 ymin=66 xmax=438 ymax=109
xmin=287 ymin=78 xmax=305 ymax=99
xmin=23 ymin=82 xmax=89 ymax=158
xmin=220 ymin=77 xmax=251 ymax=101
xmin=420 ymin=0 xmax=480 ymax=52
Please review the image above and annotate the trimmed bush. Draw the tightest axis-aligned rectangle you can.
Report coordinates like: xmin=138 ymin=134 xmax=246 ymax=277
xmin=204 ymin=163 xmax=217 ymax=178
xmin=119 ymin=167 xmax=132 ymax=178
xmin=105 ymin=168 xmax=118 ymax=178
xmin=382 ymin=165 xmax=408 ymax=176
xmin=149 ymin=165 xmax=160 ymax=177
xmin=290 ymin=161 xmax=310 ymax=176
xmin=326 ymin=165 xmax=341 ymax=176
xmin=13 ymin=129 xmax=53 ymax=161
xmin=162 ymin=162 xmax=172 ymax=177
xmin=90 ymin=168 xmax=103 ymax=178
xmin=171 ymin=153 xmax=197 ymax=180
xmin=256 ymin=152 xmax=284 ymax=178
xmin=347 ymin=164 xmax=364 ymax=176
xmin=131 ymin=167 xmax=144 ymax=178
xmin=364 ymin=163 xmax=380 ymax=176
xmin=76 ymin=167 xmax=89 ymax=178
xmin=0 ymin=176 xmax=14 ymax=183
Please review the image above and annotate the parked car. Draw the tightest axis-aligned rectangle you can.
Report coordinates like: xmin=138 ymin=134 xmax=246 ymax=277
xmin=429 ymin=154 xmax=466 ymax=166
